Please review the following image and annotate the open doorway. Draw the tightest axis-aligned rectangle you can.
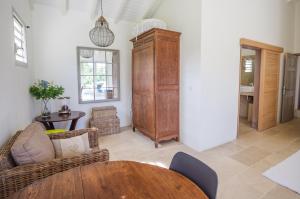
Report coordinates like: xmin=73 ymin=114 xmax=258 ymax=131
xmin=238 ymin=48 xmax=260 ymax=135
xmin=238 ymin=38 xmax=283 ymax=135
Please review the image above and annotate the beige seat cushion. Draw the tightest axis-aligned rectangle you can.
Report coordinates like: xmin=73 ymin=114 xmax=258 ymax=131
xmin=52 ymin=133 xmax=92 ymax=158
xmin=11 ymin=122 xmax=55 ymax=165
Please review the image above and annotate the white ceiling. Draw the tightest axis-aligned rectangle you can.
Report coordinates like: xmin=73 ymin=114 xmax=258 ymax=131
xmin=31 ymin=0 xmax=164 ymax=22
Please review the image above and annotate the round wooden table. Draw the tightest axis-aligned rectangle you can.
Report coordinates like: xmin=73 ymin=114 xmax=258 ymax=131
xmin=35 ymin=111 xmax=86 ymax=131
xmin=10 ymin=161 xmax=208 ymax=199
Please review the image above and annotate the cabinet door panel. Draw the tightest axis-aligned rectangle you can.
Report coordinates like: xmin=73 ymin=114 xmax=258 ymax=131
xmin=156 ymin=91 xmax=179 ymax=137
xmin=132 ymin=42 xmax=154 ymax=93
xmin=143 ymin=94 xmax=156 ymax=138
xmin=132 ymin=94 xmax=144 ymax=129
xmin=156 ymin=37 xmax=179 ymax=87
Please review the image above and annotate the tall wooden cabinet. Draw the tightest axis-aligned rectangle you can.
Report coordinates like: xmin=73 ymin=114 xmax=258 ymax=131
xmin=131 ymin=28 xmax=181 ymax=148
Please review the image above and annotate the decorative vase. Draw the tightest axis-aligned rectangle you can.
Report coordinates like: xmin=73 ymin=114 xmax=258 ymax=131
xmin=41 ymin=99 xmax=51 ymax=118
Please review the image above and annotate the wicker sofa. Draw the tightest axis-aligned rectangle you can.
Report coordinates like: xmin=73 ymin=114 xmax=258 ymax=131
xmin=0 ymin=128 xmax=109 ymax=199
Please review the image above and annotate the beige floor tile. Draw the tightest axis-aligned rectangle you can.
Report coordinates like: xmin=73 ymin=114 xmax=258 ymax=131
xmin=218 ymin=175 xmax=264 ymax=199
xmin=260 ymin=186 xmax=300 ymax=199
xmin=237 ymin=168 xmax=276 ymax=194
xmin=230 ymin=146 xmax=271 ymax=166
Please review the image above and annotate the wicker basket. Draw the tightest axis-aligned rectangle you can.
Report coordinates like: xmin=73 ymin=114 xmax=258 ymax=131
xmin=89 ymin=106 xmax=120 ymax=136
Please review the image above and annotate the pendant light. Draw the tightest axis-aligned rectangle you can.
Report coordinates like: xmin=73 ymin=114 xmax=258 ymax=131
xmin=89 ymin=0 xmax=115 ymax=47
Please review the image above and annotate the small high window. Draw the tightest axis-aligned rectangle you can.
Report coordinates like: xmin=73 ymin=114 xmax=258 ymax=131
xmin=77 ymin=47 xmax=120 ymax=103
xmin=13 ymin=12 xmax=27 ymax=64
xmin=244 ymin=59 xmax=253 ymax=73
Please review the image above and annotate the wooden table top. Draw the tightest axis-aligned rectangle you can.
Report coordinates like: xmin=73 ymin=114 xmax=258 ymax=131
xmin=10 ymin=161 xmax=208 ymax=199
xmin=35 ymin=111 xmax=86 ymax=122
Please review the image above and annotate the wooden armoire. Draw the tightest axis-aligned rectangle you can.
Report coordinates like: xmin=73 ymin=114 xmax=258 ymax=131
xmin=131 ymin=28 xmax=181 ymax=148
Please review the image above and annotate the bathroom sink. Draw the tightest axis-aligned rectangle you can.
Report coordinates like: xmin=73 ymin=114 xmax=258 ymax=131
xmin=240 ymin=85 xmax=254 ymax=93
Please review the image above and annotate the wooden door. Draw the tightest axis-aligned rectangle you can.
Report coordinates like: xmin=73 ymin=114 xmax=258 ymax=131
xmin=281 ymin=53 xmax=298 ymax=123
xmin=132 ymin=42 xmax=156 ymax=138
xmin=258 ymin=50 xmax=281 ymax=131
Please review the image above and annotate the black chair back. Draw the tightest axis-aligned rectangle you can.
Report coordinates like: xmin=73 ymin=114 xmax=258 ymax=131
xmin=170 ymin=152 xmax=218 ymax=199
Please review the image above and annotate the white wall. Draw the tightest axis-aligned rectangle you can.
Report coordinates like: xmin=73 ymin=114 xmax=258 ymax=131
xmin=32 ymin=5 xmax=134 ymax=129
xmin=295 ymin=1 xmax=300 ymax=53
xmin=155 ymin=0 xmax=296 ymax=151
xmin=154 ymin=0 xmax=203 ymax=149
xmin=0 ymin=0 xmax=34 ymax=146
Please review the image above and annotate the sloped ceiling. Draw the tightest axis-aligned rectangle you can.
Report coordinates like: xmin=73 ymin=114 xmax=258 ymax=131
xmin=31 ymin=0 xmax=163 ymax=22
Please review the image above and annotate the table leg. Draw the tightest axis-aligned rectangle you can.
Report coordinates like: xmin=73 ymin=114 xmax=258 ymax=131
xmin=70 ymin=119 xmax=79 ymax=131
xmin=41 ymin=122 xmax=54 ymax=130
xmin=48 ymin=122 xmax=55 ymax=130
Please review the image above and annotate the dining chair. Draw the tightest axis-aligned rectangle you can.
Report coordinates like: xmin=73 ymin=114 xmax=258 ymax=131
xmin=169 ymin=152 xmax=218 ymax=199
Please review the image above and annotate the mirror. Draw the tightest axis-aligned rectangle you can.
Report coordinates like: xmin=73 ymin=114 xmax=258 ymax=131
xmin=77 ymin=47 xmax=120 ymax=103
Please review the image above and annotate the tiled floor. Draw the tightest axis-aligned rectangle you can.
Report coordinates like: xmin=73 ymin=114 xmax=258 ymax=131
xmin=100 ymin=119 xmax=300 ymax=199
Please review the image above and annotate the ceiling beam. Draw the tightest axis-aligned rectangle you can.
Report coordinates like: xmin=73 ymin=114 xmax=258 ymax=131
xmin=114 ymin=0 xmax=131 ymax=23
xmin=59 ymin=0 xmax=69 ymax=15
xmin=91 ymin=0 xmax=101 ymax=19
xmin=143 ymin=0 xmax=163 ymax=19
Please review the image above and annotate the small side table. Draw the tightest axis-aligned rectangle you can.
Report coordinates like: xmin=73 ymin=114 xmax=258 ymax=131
xmin=35 ymin=111 xmax=86 ymax=131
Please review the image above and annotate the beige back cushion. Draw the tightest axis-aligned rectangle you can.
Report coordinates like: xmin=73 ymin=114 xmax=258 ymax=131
xmin=52 ymin=133 xmax=91 ymax=158
xmin=11 ymin=122 xmax=55 ymax=165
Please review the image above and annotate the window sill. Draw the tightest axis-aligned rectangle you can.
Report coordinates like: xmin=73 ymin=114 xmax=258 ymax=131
xmin=15 ymin=60 xmax=28 ymax=67
xmin=79 ymin=98 xmax=120 ymax=104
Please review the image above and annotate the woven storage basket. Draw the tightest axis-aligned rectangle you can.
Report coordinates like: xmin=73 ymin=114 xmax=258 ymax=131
xmin=90 ymin=106 xmax=120 ymax=136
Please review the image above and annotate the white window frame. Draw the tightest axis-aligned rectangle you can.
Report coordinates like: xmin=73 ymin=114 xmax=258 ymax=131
xmin=13 ymin=10 xmax=28 ymax=66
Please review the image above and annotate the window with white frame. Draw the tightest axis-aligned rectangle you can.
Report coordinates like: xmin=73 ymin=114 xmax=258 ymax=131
xmin=13 ymin=12 xmax=27 ymax=64
xmin=77 ymin=47 xmax=120 ymax=103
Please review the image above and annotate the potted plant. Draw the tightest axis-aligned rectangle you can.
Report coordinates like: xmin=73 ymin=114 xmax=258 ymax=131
xmin=29 ymin=80 xmax=64 ymax=118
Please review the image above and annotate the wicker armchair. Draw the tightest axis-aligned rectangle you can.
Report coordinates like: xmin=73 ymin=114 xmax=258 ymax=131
xmin=0 ymin=128 xmax=109 ymax=199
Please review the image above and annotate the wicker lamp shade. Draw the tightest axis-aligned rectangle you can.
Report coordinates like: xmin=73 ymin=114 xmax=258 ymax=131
xmin=89 ymin=16 xmax=115 ymax=47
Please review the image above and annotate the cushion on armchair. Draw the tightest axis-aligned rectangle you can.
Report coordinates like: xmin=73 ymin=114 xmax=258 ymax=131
xmin=11 ymin=122 xmax=55 ymax=165
xmin=52 ymin=133 xmax=92 ymax=158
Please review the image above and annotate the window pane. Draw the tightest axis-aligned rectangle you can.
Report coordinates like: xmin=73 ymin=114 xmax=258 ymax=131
xmin=95 ymin=76 xmax=106 ymax=92
xmin=13 ymin=19 xmax=22 ymax=32
xmin=81 ymin=76 xmax=94 ymax=89
xmin=94 ymin=50 xmax=105 ymax=63
xmin=80 ymin=63 xmax=93 ymax=75
xmin=106 ymin=51 xmax=113 ymax=63
xmin=14 ymin=31 xmax=22 ymax=40
xmin=107 ymin=64 xmax=112 ymax=75
xmin=15 ymin=38 xmax=22 ymax=48
xmin=95 ymin=89 xmax=107 ymax=101
xmin=95 ymin=63 xmax=106 ymax=75
xmin=107 ymin=76 xmax=113 ymax=87
xmin=80 ymin=49 xmax=93 ymax=59
xmin=81 ymin=89 xmax=94 ymax=101
xmin=16 ymin=48 xmax=24 ymax=57
xmin=16 ymin=55 xmax=24 ymax=62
